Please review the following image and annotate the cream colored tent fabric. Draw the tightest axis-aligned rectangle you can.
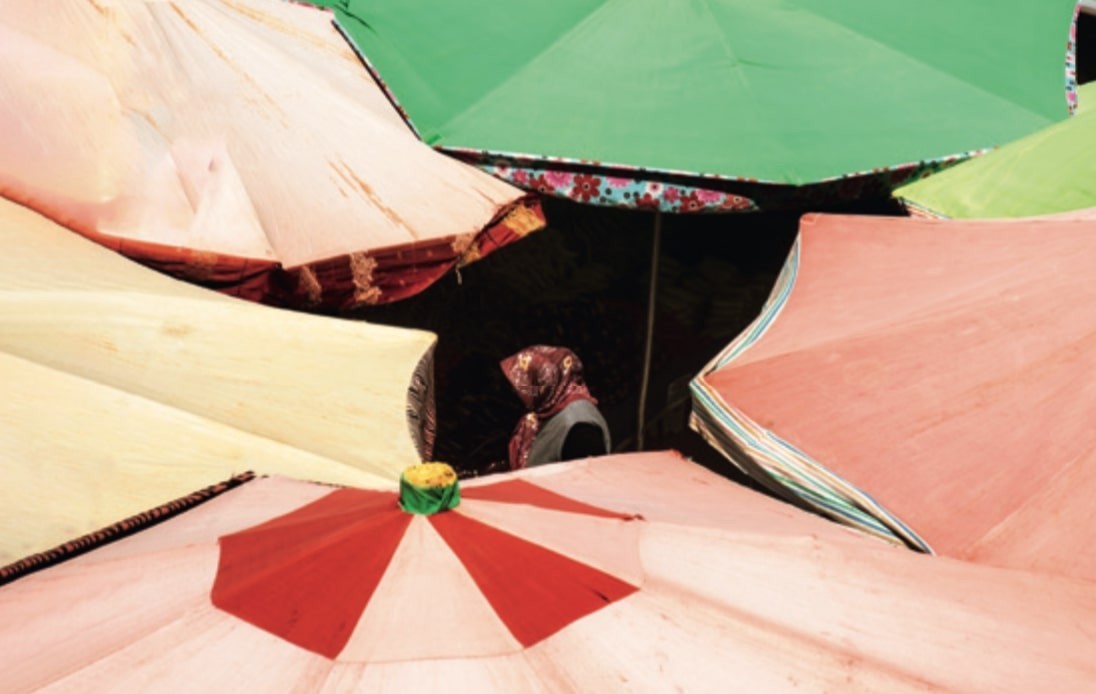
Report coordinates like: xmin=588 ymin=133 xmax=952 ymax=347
xmin=0 ymin=0 xmax=544 ymax=309
xmin=0 ymin=197 xmax=436 ymax=563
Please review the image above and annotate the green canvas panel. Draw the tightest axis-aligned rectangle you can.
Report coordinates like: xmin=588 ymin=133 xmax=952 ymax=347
xmin=897 ymin=81 xmax=1096 ymax=218
xmin=331 ymin=0 xmax=1078 ymax=185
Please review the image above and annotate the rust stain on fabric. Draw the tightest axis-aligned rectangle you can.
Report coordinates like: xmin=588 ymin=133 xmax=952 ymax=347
xmin=161 ymin=322 xmax=194 ymax=338
xmin=329 ymin=160 xmax=417 ymax=238
xmin=168 ymin=2 xmax=284 ymax=118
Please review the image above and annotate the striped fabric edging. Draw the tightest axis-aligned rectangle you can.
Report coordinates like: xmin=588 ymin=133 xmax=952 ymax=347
xmin=898 ymin=198 xmax=950 ymax=220
xmin=688 ymin=239 xmax=932 ymax=553
xmin=688 ymin=389 xmax=925 ymax=550
xmin=0 ymin=472 xmax=257 ymax=587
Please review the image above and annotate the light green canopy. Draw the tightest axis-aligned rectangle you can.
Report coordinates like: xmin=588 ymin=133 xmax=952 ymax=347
xmin=896 ymin=81 xmax=1096 ymax=219
xmin=325 ymin=0 xmax=1076 ymax=190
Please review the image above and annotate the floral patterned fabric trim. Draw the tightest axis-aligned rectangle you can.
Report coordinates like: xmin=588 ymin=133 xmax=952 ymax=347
xmin=1067 ymin=3 xmax=1080 ymax=114
xmin=463 ymin=152 xmax=979 ymax=214
xmin=479 ymin=161 xmax=757 ymax=214
xmin=0 ymin=472 xmax=256 ymax=586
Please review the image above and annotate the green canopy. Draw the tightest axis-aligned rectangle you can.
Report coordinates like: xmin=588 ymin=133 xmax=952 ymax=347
xmin=896 ymin=81 xmax=1096 ymax=219
xmin=322 ymin=0 xmax=1079 ymax=211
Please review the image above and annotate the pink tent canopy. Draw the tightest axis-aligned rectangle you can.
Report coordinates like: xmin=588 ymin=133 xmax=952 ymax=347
xmin=0 ymin=0 xmax=544 ymax=309
xmin=691 ymin=213 xmax=1096 ymax=581
xmin=1 ymin=451 xmax=1093 ymax=690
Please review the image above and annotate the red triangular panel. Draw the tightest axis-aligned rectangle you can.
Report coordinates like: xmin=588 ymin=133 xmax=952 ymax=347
xmin=212 ymin=489 xmax=410 ymax=659
xmin=430 ymin=511 xmax=638 ymax=647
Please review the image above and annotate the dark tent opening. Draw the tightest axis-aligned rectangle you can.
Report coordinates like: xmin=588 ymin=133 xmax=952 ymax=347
xmin=356 ymin=196 xmax=904 ymax=485
xmin=1079 ymin=8 xmax=1096 ymax=85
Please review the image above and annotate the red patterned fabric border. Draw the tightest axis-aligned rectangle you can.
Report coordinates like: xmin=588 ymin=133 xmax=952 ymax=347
xmin=294 ymin=195 xmax=546 ymax=310
xmin=56 ymin=197 xmax=545 ymax=312
xmin=291 ymin=195 xmax=545 ymax=310
xmin=0 ymin=472 xmax=256 ymax=587
xmin=90 ymin=230 xmax=280 ymax=299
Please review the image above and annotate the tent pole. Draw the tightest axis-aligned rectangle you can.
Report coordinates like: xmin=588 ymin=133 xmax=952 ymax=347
xmin=636 ymin=209 xmax=662 ymax=451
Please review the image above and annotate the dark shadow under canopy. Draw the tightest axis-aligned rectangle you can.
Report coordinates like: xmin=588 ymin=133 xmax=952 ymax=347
xmin=355 ymin=195 xmax=905 ymax=486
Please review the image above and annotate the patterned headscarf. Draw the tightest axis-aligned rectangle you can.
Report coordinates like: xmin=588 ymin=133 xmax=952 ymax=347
xmin=500 ymin=345 xmax=597 ymax=470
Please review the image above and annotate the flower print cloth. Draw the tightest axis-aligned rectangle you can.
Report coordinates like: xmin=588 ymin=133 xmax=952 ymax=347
xmin=501 ymin=346 xmax=598 ymax=470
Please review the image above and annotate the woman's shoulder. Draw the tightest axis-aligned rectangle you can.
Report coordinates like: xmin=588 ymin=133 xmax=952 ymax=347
xmin=555 ymin=399 xmax=607 ymax=427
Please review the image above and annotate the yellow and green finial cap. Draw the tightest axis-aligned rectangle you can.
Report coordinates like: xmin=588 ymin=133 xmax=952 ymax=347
xmin=399 ymin=462 xmax=460 ymax=515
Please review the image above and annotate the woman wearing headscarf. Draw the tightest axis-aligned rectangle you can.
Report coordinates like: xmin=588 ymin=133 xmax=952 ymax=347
xmin=500 ymin=345 xmax=611 ymax=470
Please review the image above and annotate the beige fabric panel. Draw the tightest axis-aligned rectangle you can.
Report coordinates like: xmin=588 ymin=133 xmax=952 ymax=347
xmin=0 ymin=0 xmax=527 ymax=265
xmin=0 ymin=197 xmax=432 ymax=561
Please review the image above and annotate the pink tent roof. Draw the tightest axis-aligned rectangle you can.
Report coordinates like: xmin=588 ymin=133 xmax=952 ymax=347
xmin=691 ymin=213 xmax=1096 ymax=581
xmin=0 ymin=0 xmax=544 ymax=309
xmin=1 ymin=451 xmax=1093 ymax=690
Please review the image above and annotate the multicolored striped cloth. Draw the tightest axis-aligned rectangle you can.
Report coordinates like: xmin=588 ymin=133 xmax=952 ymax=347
xmin=689 ymin=239 xmax=931 ymax=552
